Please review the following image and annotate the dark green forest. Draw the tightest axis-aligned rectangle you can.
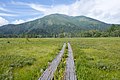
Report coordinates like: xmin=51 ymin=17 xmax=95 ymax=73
xmin=0 ymin=24 xmax=119 ymax=38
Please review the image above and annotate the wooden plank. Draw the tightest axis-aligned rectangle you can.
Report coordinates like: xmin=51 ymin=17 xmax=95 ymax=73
xmin=64 ymin=43 xmax=77 ymax=80
xmin=38 ymin=43 xmax=66 ymax=80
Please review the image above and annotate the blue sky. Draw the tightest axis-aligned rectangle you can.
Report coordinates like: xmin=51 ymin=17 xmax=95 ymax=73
xmin=0 ymin=0 xmax=120 ymax=26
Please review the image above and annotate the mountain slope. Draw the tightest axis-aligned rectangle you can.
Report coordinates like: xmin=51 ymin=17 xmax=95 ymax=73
xmin=0 ymin=14 xmax=111 ymax=36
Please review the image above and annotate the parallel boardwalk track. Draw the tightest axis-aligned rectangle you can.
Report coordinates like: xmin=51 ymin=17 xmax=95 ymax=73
xmin=64 ymin=43 xmax=77 ymax=80
xmin=38 ymin=43 xmax=66 ymax=80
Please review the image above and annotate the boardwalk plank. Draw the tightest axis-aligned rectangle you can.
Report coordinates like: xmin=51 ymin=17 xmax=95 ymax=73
xmin=38 ymin=43 xmax=66 ymax=80
xmin=64 ymin=43 xmax=77 ymax=80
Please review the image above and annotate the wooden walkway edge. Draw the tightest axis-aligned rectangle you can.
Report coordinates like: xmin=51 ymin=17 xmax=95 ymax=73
xmin=38 ymin=43 xmax=66 ymax=80
xmin=64 ymin=43 xmax=77 ymax=80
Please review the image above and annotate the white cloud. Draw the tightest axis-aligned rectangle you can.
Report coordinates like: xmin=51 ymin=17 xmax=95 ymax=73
xmin=12 ymin=19 xmax=25 ymax=24
xmin=0 ymin=17 xmax=9 ymax=26
xmin=0 ymin=13 xmax=17 ymax=16
xmin=26 ymin=0 xmax=120 ymax=24
xmin=0 ymin=7 xmax=9 ymax=12
xmin=12 ymin=17 xmax=41 ymax=24
xmin=0 ymin=6 xmax=20 ymax=13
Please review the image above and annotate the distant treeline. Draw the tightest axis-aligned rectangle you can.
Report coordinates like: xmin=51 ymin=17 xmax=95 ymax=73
xmin=0 ymin=24 xmax=120 ymax=38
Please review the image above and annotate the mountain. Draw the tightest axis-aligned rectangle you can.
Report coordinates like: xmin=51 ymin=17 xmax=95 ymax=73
xmin=0 ymin=14 xmax=111 ymax=37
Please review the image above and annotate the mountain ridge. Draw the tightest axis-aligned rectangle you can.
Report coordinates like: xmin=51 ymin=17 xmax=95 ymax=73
xmin=0 ymin=14 xmax=111 ymax=37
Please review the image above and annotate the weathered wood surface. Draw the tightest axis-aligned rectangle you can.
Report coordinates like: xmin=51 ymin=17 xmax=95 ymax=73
xmin=64 ymin=43 xmax=77 ymax=80
xmin=38 ymin=43 xmax=66 ymax=80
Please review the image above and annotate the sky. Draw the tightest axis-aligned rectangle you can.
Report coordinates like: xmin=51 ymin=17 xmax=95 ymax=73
xmin=0 ymin=0 xmax=120 ymax=26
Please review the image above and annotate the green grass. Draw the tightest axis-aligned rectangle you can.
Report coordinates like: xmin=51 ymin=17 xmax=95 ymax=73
xmin=53 ymin=44 xmax=68 ymax=80
xmin=0 ymin=38 xmax=63 ymax=80
xmin=0 ymin=38 xmax=120 ymax=80
xmin=70 ymin=38 xmax=120 ymax=80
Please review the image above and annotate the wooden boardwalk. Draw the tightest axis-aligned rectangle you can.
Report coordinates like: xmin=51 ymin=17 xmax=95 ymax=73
xmin=38 ymin=43 xmax=66 ymax=80
xmin=64 ymin=43 xmax=77 ymax=80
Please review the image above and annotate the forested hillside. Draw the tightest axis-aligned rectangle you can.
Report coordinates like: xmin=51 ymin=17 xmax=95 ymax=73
xmin=0 ymin=14 xmax=119 ymax=38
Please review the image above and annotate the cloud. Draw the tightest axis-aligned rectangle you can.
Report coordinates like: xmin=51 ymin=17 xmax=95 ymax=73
xmin=12 ymin=17 xmax=41 ymax=24
xmin=28 ymin=3 xmax=69 ymax=15
xmin=0 ymin=17 xmax=9 ymax=26
xmin=0 ymin=6 xmax=21 ymax=14
xmin=25 ymin=0 xmax=120 ymax=24
xmin=0 ymin=13 xmax=17 ymax=16
xmin=1 ymin=0 xmax=118 ymax=24
xmin=0 ymin=5 xmax=17 ymax=17
xmin=12 ymin=19 xmax=25 ymax=24
xmin=0 ymin=7 xmax=9 ymax=12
